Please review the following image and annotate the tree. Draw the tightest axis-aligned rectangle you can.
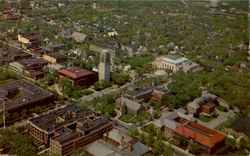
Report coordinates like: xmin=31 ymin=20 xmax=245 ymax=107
xmin=225 ymin=137 xmax=237 ymax=150
xmin=154 ymin=140 xmax=165 ymax=154
xmin=163 ymin=145 xmax=174 ymax=156
xmin=58 ymin=77 xmax=72 ymax=93
xmin=43 ymin=70 xmax=57 ymax=86
xmin=71 ymin=147 xmax=88 ymax=156
xmin=146 ymin=134 xmax=156 ymax=146
xmin=128 ymin=128 xmax=139 ymax=138
xmin=189 ymin=142 xmax=201 ymax=154
xmin=93 ymin=80 xmax=112 ymax=91
xmin=138 ymin=133 xmax=146 ymax=143
xmin=177 ymin=135 xmax=188 ymax=148
xmin=122 ymin=104 xmax=127 ymax=115
xmin=111 ymin=72 xmax=130 ymax=85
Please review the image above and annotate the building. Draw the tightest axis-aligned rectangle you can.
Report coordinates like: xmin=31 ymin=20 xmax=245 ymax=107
xmin=27 ymin=104 xmax=113 ymax=156
xmin=0 ymin=80 xmax=53 ymax=114
xmin=154 ymin=55 xmax=202 ymax=73
xmin=173 ymin=121 xmax=226 ymax=153
xmin=187 ymin=93 xmax=218 ymax=117
xmin=46 ymin=63 xmax=66 ymax=72
xmin=49 ymin=43 xmax=67 ymax=52
xmin=99 ymin=50 xmax=110 ymax=81
xmin=58 ymin=67 xmax=98 ymax=87
xmin=18 ymin=32 xmax=44 ymax=47
xmin=89 ymin=39 xmax=123 ymax=62
xmin=154 ymin=109 xmax=196 ymax=137
xmin=43 ymin=53 xmax=68 ymax=63
xmin=71 ymin=31 xmax=88 ymax=43
xmin=9 ymin=57 xmax=48 ymax=79
xmin=86 ymin=128 xmax=151 ymax=156
xmin=116 ymin=84 xmax=170 ymax=115
xmin=0 ymin=10 xmax=22 ymax=20
xmin=0 ymin=47 xmax=32 ymax=65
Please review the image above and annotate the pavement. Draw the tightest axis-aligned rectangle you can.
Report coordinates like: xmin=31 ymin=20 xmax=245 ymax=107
xmin=198 ymin=109 xmax=236 ymax=129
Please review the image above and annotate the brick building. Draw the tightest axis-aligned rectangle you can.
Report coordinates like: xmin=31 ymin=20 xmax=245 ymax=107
xmin=116 ymin=84 xmax=170 ymax=115
xmin=187 ymin=93 xmax=218 ymax=117
xmin=9 ymin=57 xmax=48 ymax=79
xmin=154 ymin=109 xmax=196 ymax=137
xmin=173 ymin=121 xmax=226 ymax=153
xmin=18 ymin=32 xmax=44 ymax=47
xmin=0 ymin=47 xmax=32 ymax=65
xmin=58 ymin=67 xmax=98 ymax=87
xmin=27 ymin=104 xmax=112 ymax=156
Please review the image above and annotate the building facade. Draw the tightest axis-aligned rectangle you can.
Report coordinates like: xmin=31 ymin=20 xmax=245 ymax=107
xmin=99 ymin=50 xmax=110 ymax=81
xmin=27 ymin=105 xmax=113 ymax=156
xmin=58 ymin=67 xmax=98 ymax=87
xmin=154 ymin=55 xmax=202 ymax=73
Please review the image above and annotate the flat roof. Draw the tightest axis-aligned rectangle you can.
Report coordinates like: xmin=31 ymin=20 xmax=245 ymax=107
xmin=45 ymin=53 xmax=67 ymax=59
xmin=58 ymin=67 xmax=95 ymax=79
xmin=85 ymin=140 xmax=123 ymax=156
xmin=0 ymin=80 xmax=53 ymax=111
xmin=29 ymin=104 xmax=92 ymax=132
xmin=162 ymin=55 xmax=188 ymax=65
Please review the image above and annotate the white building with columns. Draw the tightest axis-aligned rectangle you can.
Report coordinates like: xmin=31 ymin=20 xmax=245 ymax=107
xmin=154 ymin=55 xmax=202 ymax=73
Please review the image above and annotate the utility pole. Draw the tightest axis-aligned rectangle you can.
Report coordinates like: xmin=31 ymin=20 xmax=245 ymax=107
xmin=0 ymin=90 xmax=7 ymax=131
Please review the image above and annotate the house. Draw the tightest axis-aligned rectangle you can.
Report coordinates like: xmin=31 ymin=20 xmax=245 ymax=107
xmin=71 ymin=31 xmax=88 ymax=43
xmin=154 ymin=55 xmax=203 ymax=73
xmin=187 ymin=93 xmax=218 ymax=117
xmin=173 ymin=121 xmax=227 ymax=153
xmin=57 ymin=67 xmax=98 ymax=88
xmin=154 ymin=109 xmax=196 ymax=137
xmin=43 ymin=53 xmax=68 ymax=63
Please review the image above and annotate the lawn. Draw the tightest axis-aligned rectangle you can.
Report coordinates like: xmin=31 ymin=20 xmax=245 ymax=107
xmin=119 ymin=114 xmax=134 ymax=123
xmin=119 ymin=111 xmax=152 ymax=124
xmin=141 ymin=123 xmax=156 ymax=135
xmin=199 ymin=115 xmax=215 ymax=122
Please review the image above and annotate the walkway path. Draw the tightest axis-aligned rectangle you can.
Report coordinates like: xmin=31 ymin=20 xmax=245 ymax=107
xmin=198 ymin=109 xmax=236 ymax=129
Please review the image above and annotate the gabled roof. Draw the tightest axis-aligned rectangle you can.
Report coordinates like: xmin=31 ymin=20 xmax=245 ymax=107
xmin=174 ymin=121 xmax=226 ymax=149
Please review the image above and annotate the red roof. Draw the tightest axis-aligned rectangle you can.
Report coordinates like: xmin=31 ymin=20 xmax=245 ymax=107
xmin=1 ymin=10 xmax=13 ymax=14
xmin=174 ymin=121 xmax=226 ymax=149
xmin=58 ymin=67 xmax=94 ymax=79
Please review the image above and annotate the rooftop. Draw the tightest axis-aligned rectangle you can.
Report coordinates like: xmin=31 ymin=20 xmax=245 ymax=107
xmin=0 ymin=80 xmax=53 ymax=111
xmin=154 ymin=108 xmax=196 ymax=130
xmin=29 ymin=104 xmax=92 ymax=132
xmin=174 ymin=121 xmax=226 ymax=149
xmin=162 ymin=55 xmax=188 ymax=65
xmin=45 ymin=53 xmax=67 ymax=59
xmin=58 ymin=67 xmax=95 ymax=79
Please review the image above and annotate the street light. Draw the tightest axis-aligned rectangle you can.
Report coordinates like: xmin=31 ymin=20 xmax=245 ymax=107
xmin=0 ymin=89 xmax=7 ymax=131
